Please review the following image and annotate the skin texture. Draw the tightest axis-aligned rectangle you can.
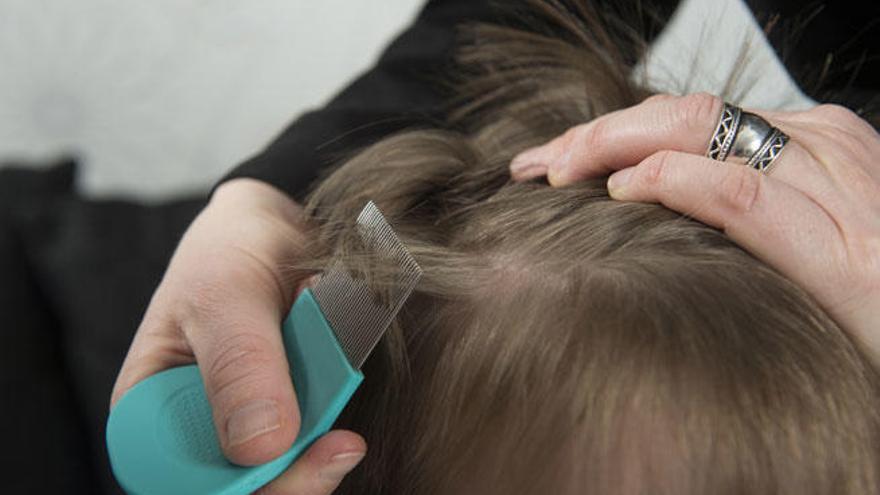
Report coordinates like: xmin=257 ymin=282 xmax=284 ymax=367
xmin=110 ymin=178 xmax=364 ymax=494
xmin=510 ymin=92 xmax=880 ymax=365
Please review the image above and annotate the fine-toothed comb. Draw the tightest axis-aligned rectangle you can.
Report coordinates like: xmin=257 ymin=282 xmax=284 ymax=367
xmin=106 ymin=201 xmax=422 ymax=494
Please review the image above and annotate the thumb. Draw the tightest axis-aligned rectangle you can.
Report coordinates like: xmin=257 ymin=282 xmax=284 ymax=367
xmin=111 ymin=178 xmax=309 ymax=467
xmin=184 ymin=263 xmax=301 ymax=466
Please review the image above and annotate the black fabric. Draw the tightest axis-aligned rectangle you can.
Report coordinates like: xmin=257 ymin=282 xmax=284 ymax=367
xmin=747 ymin=0 xmax=880 ymax=121
xmin=221 ymin=0 xmax=503 ymax=202
xmin=1 ymin=161 xmax=204 ymax=493
xmin=0 ymin=161 xmax=96 ymax=494
xmin=222 ymin=0 xmax=878 ymax=201
xmin=19 ymin=196 xmax=204 ymax=494
xmin=221 ymin=0 xmax=668 ymax=201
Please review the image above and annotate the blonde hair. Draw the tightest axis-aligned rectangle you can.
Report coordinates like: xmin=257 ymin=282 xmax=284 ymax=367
xmin=290 ymin=1 xmax=880 ymax=493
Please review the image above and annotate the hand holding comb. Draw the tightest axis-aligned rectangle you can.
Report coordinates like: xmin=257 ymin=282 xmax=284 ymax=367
xmin=106 ymin=202 xmax=422 ymax=494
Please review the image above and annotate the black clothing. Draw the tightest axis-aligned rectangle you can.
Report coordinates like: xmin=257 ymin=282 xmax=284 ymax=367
xmin=222 ymin=0 xmax=500 ymax=203
xmin=222 ymin=0 xmax=878 ymax=202
xmin=1 ymin=161 xmax=204 ymax=494
xmin=745 ymin=0 xmax=879 ymax=112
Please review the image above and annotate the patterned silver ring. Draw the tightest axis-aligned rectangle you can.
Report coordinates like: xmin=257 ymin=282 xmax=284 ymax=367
xmin=706 ymin=103 xmax=742 ymax=161
xmin=746 ymin=128 xmax=789 ymax=173
xmin=706 ymin=102 xmax=790 ymax=173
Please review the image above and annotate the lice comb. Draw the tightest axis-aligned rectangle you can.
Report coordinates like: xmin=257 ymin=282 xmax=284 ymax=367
xmin=316 ymin=202 xmax=422 ymax=369
xmin=107 ymin=201 xmax=422 ymax=495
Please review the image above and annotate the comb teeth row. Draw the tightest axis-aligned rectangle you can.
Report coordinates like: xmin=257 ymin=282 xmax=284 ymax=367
xmin=312 ymin=202 xmax=422 ymax=369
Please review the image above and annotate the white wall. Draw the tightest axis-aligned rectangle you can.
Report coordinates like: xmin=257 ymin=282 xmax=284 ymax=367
xmin=0 ymin=0 xmax=424 ymax=198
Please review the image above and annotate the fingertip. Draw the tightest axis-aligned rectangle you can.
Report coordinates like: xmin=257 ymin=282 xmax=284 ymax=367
xmin=546 ymin=166 xmax=572 ymax=187
xmin=546 ymin=157 xmax=580 ymax=187
xmin=303 ymin=430 xmax=367 ymax=483
xmin=607 ymin=167 xmax=636 ymax=198
xmin=257 ymin=430 xmax=366 ymax=495
xmin=319 ymin=452 xmax=365 ymax=485
xmin=319 ymin=430 xmax=367 ymax=457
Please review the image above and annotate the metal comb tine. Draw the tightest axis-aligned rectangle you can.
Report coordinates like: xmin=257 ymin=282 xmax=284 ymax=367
xmin=312 ymin=202 xmax=422 ymax=369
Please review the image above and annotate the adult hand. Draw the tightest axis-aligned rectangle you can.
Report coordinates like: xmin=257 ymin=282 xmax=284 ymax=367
xmin=110 ymin=178 xmax=364 ymax=494
xmin=510 ymin=93 xmax=880 ymax=364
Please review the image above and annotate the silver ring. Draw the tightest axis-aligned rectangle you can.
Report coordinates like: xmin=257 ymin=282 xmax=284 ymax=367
xmin=747 ymin=128 xmax=789 ymax=173
xmin=706 ymin=102 xmax=790 ymax=173
xmin=706 ymin=103 xmax=741 ymax=161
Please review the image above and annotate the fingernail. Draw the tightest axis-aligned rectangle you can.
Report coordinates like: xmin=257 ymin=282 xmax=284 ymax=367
xmin=226 ymin=400 xmax=282 ymax=447
xmin=320 ymin=452 xmax=365 ymax=481
xmin=607 ymin=167 xmax=635 ymax=195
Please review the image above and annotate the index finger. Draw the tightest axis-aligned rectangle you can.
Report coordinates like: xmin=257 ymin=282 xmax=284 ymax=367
xmin=256 ymin=430 xmax=366 ymax=495
xmin=510 ymin=93 xmax=723 ymax=184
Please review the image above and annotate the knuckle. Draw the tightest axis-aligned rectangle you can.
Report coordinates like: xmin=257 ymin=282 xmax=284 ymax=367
xmin=639 ymin=151 xmax=674 ymax=188
xmin=205 ymin=332 xmax=275 ymax=400
xmin=681 ymin=92 xmax=723 ymax=131
xmin=560 ymin=125 xmax=583 ymax=148
xmin=546 ymin=126 xmax=587 ymax=177
xmin=583 ymin=118 xmax=609 ymax=156
xmin=810 ymin=104 xmax=880 ymax=138
xmin=812 ymin=104 xmax=860 ymax=125
xmin=719 ymin=167 xmax=762 ymax=214
xmin=177 ymin=275 xmax=229 ymax=322
xmin=825 ymin=127 xmax=867 ymax=155
xmin=643 ymin=93 xmax=674 ymax=105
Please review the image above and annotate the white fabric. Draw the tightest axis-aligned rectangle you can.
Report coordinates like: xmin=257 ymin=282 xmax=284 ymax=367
xmin=634 ymin=0 xmax=816 ymax=110
xmin=0 ymin=0 xmax=424 ymax=198
xmin=0 ymin=0 xmax=813 ymax=198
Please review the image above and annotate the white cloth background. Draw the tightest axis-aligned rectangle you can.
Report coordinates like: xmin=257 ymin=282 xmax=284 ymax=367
xmin=0 ymin=0 xmax=813 ymax=199
xmin=0 ymin=0 xmax=424 ymax=198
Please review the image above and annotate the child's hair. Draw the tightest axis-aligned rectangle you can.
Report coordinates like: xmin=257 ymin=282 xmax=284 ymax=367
xmin=292 ymin=1 xmax=880 ymax=493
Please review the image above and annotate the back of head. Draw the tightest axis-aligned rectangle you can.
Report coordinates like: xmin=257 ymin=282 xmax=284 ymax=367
xmin=293 ymin=1 xmax=880 ymax=493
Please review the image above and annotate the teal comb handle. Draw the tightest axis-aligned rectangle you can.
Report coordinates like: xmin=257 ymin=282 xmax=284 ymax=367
xmin=106 ymin=289 xmax=364 ymax=495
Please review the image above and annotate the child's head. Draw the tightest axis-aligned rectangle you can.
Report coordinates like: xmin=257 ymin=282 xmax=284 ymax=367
xmin=293 ymin=2 xmax=880 ymax=493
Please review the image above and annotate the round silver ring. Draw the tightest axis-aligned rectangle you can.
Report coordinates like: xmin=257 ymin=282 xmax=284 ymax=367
xmin=746 ymin=128 xmax=790 ymax=173
xmin=727 ymin=111 xmax=774 ymax=165
xmin=706 ymin=102 xmax=790 ymax=173
xmin=706 ymin=103 xmax=741 ymax=161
